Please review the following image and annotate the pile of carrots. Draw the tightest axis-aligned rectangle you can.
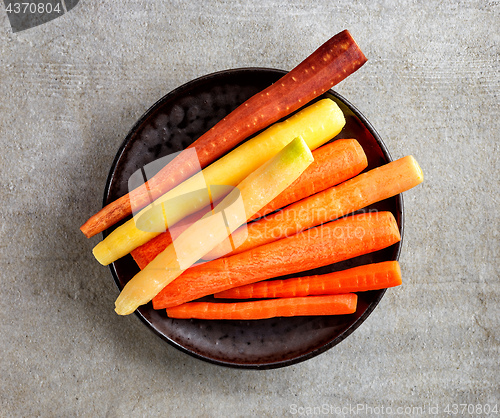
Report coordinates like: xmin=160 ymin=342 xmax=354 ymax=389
xmin=81 ymin=30 xmax=424 ymax=320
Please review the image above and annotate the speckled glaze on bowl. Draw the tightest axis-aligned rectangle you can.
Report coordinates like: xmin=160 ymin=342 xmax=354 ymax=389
xmin=103 ymin=68 xmax=404 ymax=369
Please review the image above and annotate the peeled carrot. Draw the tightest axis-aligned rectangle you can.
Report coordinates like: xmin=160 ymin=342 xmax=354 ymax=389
xmin=132 ymin=139 xmax=368 ymax=268
xmin=80 ymin=30 xmax=367 ymax=238
xmin=214 ymin=261 xmax=401 ymax=299
xmin=206 ymin=155 xmax=423 ymax=260
xmin=152 ymin=211 xmax=401 ymax=309
xmin=249 ymin=138 xmax=367 ymax=221
xmin=166 ymin=294 xmax=358 ymax=320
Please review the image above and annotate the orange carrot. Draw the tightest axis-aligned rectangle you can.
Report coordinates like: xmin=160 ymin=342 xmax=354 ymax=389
xmin=80 ymin=30 xmax=367 ymax=238
xmin=205 ymin=155 xmax=422 ymax=260
xmin=152 ymin=211 xmax=401 ymax=309
xmin=248 ymin=138 xmax=367 ymax=221
xmin=214 ymin=261 xmax=401 ymax=299
xmin=132 ymin=139 xmax=368 ymax=268
xmin=166 ymin=294 xmax=358 ymax=320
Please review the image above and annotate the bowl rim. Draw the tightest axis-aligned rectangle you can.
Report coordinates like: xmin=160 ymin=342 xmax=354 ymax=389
xmin=103 ymin=67 xmax=405 ymax=370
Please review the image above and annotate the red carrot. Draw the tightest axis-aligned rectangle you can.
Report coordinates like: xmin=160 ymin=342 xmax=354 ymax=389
xmin=214 ymin=261 xmax=401 ymax=299
xmin=248 ymin=138 xmax=367 ymax=221
xmin=80 ymin=30 xmax=367 ymax=238
xmin=132 ymin=139 xmax=367 ymax=268
xmin=152 ymin=211 xmax=401 ymax=309
xmin=206 ymin=155 xmax=423 ymax=260
xmin=166 ymin=294 xmax=358 ymax=320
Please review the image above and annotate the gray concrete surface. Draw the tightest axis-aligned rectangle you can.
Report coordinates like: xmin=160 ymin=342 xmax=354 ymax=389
xmin=0 ymin=0 xmax=498 ymax=416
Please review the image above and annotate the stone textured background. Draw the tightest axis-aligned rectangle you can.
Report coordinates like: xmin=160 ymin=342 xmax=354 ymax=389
xmin=0 ymin=0 xmax=498 ymax=416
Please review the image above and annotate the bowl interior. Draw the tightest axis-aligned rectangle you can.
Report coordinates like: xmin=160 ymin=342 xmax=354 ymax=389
xmin=103 ymin=68 xmax=403 ymax=369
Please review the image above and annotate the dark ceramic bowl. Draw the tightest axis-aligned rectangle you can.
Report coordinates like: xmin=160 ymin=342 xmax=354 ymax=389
xmin=103 ymin=68 xmax=404 ymax=369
